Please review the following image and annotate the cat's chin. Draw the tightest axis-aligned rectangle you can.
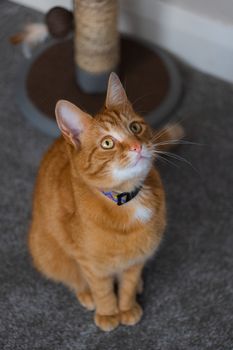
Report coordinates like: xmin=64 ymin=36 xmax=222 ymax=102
xmin=133 ymin=155 xmax=151 ymax=167
xmin=112 ymin=157 xmax=152 ymax=184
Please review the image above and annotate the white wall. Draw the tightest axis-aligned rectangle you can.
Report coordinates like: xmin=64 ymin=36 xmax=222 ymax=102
xmin=161 ymin=0 xmax=233 ymax=24
xmin=119 ymin=0 xmax=233 ymax=83
xmin=11 ymin=0 xmax=233 ymax=83
xmin=11 ymin=0 xmax=72 ymax=12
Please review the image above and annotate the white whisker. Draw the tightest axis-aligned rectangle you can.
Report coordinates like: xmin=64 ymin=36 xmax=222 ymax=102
xmin=155 ymin=154 xmax=179 ymax=168
xmin=154 ymin=150 xmax=200 ymax=175
xmin=153 ymin=140 xmax=203 ymax=147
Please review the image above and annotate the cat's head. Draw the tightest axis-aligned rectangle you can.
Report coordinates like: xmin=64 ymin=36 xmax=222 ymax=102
xmin=55 ymin=73 xmax=154 ymax=191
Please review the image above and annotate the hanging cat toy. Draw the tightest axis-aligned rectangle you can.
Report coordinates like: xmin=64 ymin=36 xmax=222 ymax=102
xmin=10 ymin=7 xmax=74 ymax=58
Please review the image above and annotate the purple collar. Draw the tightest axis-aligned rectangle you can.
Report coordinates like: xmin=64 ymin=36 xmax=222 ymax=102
xmin=101 ymin=186 xmax=142 ymax=206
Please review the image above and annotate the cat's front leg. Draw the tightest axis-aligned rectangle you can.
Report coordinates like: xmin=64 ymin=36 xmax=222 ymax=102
xmin=81 ymin=268 xmax=119 ymax=332
xmin=118 ymin=263 xmax=144 ymax=326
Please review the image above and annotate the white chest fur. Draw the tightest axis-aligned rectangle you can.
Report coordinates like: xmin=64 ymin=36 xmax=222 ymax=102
xmin=134 ymin=205 xmax=153 ymax=223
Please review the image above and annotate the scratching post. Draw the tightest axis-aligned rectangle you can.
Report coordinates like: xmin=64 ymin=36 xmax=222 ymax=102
xmin=16 ymin=1 xmax=182 ymax=136
xmin=74 ymin=0 xmax=119 ymax=93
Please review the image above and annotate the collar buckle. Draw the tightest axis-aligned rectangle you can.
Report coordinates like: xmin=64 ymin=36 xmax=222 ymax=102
xmin=101 ymin=186 xmax=142 ymax=206
xmin=117 ymin=192 xmax=131 ymax=206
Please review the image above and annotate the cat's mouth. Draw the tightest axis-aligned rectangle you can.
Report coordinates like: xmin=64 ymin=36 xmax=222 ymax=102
xmin=132 ymin=154 xmax=152 ymax=168
xmin=112 ymin=153 xmax=152 ymax=183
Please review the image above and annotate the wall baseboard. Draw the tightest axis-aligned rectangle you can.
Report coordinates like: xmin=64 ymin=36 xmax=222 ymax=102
xmin=11 ymin=0 xmax=233 ymax=83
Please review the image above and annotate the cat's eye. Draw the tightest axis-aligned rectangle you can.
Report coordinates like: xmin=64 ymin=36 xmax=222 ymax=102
xmin=130 ymin=122 xmax=142 ymax=134
xmin=101 ymin=137 xmax=115 ymax=149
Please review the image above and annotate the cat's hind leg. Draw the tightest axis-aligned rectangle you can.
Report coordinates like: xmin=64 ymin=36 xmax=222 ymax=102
xmin=136 ymin=277 xmax=143 ymax=294
xmin=29 ymin=229 xmax=95 ymax=310
xmin=76 ymin=288 xmax=95 ymax=311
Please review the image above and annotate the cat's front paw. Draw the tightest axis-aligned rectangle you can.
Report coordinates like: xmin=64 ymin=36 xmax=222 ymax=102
xmin=77 ymin=290 xmax=95 ymax=311
xmin=120 ymin=303 xmax=143 ymax=326
xmin=94 ymin=313 xmax=120 ymax=332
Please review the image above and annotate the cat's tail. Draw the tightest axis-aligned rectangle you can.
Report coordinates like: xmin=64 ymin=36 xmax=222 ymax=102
xmin=153 ymin=124 xmax=185 ymax=152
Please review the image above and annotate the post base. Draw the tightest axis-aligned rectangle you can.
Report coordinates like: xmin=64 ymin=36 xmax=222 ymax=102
xmin=76 ymin=67 xmax=118 ymax=94
xmin=16 ymin=36 xmax=182 ymax=137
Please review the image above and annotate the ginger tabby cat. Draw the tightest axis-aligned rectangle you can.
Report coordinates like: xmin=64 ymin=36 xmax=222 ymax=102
xmin=28 ymin=73 xmax=183 ymax=331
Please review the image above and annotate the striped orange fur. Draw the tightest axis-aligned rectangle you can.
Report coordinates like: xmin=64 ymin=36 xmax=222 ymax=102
xmin=28 ymin=73 xmax=183 ymax=331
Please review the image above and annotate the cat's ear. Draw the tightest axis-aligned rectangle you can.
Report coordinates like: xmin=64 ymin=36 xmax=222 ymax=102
xmin=55 ymin=100 xmax=92 ymax=148
xmin=105 ymin=72 xmax=129 ymax=109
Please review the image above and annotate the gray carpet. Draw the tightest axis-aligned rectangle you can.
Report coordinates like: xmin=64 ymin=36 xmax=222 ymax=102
xmin=1 ymin=1 xmax=233 ymax=349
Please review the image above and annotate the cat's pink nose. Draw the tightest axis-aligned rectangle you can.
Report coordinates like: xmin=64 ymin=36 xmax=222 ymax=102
xmin=130 ymin=143 xmax=142 ymax=153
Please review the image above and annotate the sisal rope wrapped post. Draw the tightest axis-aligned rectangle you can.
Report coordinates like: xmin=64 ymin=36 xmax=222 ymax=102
xmin=74 ymin=0 xmax=119 ymax=93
